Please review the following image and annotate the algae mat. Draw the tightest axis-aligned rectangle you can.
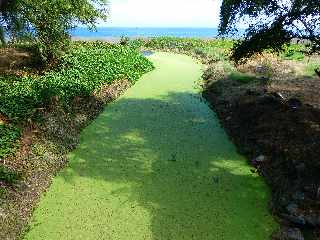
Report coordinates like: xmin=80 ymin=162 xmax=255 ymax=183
xmin=24 ymin=52 xmax=277 ymax=239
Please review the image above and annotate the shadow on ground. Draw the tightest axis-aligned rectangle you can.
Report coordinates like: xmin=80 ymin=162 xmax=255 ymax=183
xmin=29 ymin=91 xmax=277 ymax=239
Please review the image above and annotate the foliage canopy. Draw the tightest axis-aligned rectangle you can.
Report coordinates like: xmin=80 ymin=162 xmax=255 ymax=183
xmin=0 ymin=0 xmax=108 ymax=61
xmin=219 ymin=0 xmax=320 ymax=62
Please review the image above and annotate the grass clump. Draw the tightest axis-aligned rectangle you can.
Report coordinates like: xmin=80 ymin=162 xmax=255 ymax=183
xmin=280 ymin=44 xmax=306 ymax=61
xmin=0 ymin=187 xmax=7 ymax=198
xmin=229 ymin=72 xmax=257 ymax=84
xmin=0 ymin=125 xmax=21 ymax=159
xmin=0 ymin=165 xmax=21 ymax=185
xmin=304 ymin=63 xmax=320 ymax=77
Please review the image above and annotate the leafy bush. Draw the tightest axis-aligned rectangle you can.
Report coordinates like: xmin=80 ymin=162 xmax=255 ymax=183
xmin=0 ymin=165 xmax=21 ymax=185
xmin=280 ymin=44 xmax=306 ymax=61
xmin=0 ymin=42 xmax=154 ymax=162
xmin=0 ymin=42 xmax=154 ymax=121
xmin=145 ymin=37 xmax=233 ymax=51
xmin=0 ymin=125 xmax=21 ymax=159
xmin=1 ymin=0 xmax=108 ymax=63
xmin=143 ymin=37 xmax=234 ymax=61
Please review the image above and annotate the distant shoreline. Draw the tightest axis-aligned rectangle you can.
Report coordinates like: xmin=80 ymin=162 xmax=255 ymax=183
xmin=70 ymin=27 xmax=230 ymax=40
xmin=71 ymin=36 xmax=219 ymax=43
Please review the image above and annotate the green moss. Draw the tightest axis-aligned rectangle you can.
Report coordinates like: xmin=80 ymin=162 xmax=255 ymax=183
xmin=24 ymin=53 xmax=277 ymax=240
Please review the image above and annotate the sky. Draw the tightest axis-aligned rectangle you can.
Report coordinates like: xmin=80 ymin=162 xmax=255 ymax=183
xmin=99 ymin=0 xmax=222 ymax=28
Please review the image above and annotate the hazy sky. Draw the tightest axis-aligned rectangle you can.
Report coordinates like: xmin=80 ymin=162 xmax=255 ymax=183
xmin=100 ymin=0 xmax=222 ymax=27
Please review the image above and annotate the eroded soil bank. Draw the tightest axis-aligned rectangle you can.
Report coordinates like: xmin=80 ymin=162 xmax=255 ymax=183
xmin=203 ymin=55 xmax=320 ymax=240
xmin=23 ymin=52 xmax=277 ymax=239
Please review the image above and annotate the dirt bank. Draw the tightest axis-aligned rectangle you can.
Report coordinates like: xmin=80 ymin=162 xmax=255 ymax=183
xmin=203 ymin=54 xmax=320 ymax=239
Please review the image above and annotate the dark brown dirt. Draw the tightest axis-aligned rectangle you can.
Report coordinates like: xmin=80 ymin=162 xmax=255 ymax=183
xmin=0 ymin=48 xmax=40 ymax=76
xmin=0 ymin=80 xmax=131 ymax=240
xmin=203 ymin=56 xmax=320 ymax=239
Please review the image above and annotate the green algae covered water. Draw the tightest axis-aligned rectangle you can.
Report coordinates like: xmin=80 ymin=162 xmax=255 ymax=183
xmin=24 ymin=52 xmax=277 ymax=240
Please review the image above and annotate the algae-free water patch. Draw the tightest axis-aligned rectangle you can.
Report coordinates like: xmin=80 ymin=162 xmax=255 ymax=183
xmin=24 ymin=53 xmax=277 ymax=240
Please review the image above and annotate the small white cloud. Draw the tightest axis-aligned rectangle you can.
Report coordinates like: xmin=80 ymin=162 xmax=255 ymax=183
xmin=99 ymin=0 xmax=222 ymax=27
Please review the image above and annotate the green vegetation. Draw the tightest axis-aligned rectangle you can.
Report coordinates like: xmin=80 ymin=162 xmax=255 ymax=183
xmin=0 ymin=187 xmax=7 ymax=198
xmin=1 ymin=42 xmax=154 ymax=122
xmin=229 ymin=72 xmax=257 ymax=84
xmin=305 ymin=62 xmax=320 ymax=77
xmin=0 ymin=164 xmax=21 ymax=185
xmin=0 ymin=125 xmax=20 ymax=159
xmin=137 ymin=37 xmax=310 ymax=65
xmin=0 ymin=42 xmax=153 ymax=165
xmin=142 ymin=37 xmax=234 ymax=61
xmin=219 ymin=0 xmax=320 ymax=61
xmin=280 ymin=44 xmax=306 ymax=61
xmin=24 ymin=52 xmax=276 ymax=240
xmin=0 ymin=0 xmax=108 ymax=62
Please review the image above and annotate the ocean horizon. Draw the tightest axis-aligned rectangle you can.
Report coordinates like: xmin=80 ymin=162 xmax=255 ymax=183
xmin=71 ymin=27 xmax=227 ymax=39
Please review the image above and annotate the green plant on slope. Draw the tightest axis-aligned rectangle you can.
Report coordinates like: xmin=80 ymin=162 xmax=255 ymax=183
xmin=0 ymin=124 xmax=21 ymax=159
xmin=0 ymin=42 xmax=154 ymax=164
xmin=280 ymin=44 xmax=306 ymax=61
xmin=0 ymin=42 xmax=154 ymax=122
xmin=0 ymin=165 xmax=21 ymax=185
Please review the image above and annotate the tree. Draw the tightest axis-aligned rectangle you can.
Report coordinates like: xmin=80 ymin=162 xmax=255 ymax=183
xmin=219 ymin=0 xmax=320 ymax=62
xmin=0 ymin=0 xmax=108 ymax=62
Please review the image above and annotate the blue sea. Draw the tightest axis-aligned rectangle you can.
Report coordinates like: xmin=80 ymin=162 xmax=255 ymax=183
xmin=71 ymin=27 xmax=222 ymax=39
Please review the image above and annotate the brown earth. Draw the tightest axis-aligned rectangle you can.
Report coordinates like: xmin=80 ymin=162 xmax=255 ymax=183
xmin=0 ymin=48 xmax=39 ymax=76
xmin=203 ymin=54 xmax=320 ymax=239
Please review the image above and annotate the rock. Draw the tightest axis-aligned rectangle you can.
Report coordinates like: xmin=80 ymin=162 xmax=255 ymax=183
xmin=252 ymin=155 xmax=267 ymax=166
xmin=288 ymin=98 xmax=303 ymax=109
xmin=257 ymin=95 xmax=282 ymax=106
xmin=287 ymin=228 xmax=305 ymax=240
xmin=295 ymin=163 xmax=306 ymax=173
xmin=282 ymin=213 xmax=306 ymax=226
xmin=255 ymin=155 xmax=266 ymax=163
xmin=292 ymin=191 xmax=305 ymax=202
xmin=305 ymin=214 xmax=320 ymax=227
xmin=286 ymin=203 xmax=299 ymax=215
xmin=245 ymin=89 xmax=256 ymax=96
xmin=271 ymin=92 xmax=286 ymax=101
xmin=316 ymin=187 xmax=320 ymax=199
xmin=255 ymin=65 xmax=268 ymax=74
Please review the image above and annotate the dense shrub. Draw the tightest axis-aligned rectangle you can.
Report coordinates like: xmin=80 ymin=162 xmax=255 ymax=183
xmin=280 ymin=44 xmax=306 ymax=61
xmin=0 ymin=164 xmax=21 ymax=185
xmin=0 ymin=42 xmax=154 ymax=122
xmin=145 ymin=37 xmax=233 ymax=56
xmin=0 ymin=124 xmax=21 ymax=159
